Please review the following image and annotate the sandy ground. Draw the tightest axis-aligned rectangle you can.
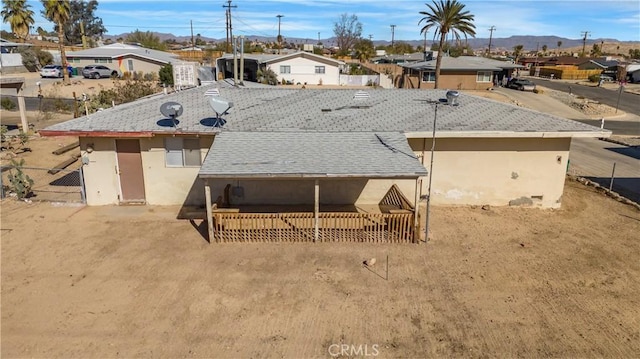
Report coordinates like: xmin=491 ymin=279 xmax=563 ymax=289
xmin=1 ymin=177 xmax=639 ymax=358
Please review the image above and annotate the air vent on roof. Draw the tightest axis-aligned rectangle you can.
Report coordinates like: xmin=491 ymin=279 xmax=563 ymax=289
xmin=204 ymin=88 xmax=220 ymax=97
xmin=353 ymin=90 xmax=370 ymax=100
xmin=445 ymin=90 xmax=460 ymax=106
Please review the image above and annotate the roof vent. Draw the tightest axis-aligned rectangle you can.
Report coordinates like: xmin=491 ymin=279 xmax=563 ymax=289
xmin=353 ymin=90 xmax=370 ymax=100
xmin=446 ymin=90 xmax=460 ymax=106
xmin=204 ymin=88 xmax=220 ymax=97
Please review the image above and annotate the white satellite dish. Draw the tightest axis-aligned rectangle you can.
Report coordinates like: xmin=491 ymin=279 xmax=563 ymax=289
xmin=208 ymin=96 xmax=233 ymax=118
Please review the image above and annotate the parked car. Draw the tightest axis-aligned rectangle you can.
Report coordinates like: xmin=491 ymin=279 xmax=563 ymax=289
xmin=506 ymin=78 xmax=536 ymax=91
xmin=82 ymin=64 xmax=120 ymax=79
xmin=40 ymin=65 xmax=64 ymax=78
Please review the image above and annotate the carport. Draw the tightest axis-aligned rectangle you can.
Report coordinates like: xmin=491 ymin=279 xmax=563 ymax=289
xmin=0 ymin=77 xmax=28 ymax=131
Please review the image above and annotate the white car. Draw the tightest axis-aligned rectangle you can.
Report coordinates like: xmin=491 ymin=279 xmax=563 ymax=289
xmin=40 ymin=65 xmax=64 ymax=78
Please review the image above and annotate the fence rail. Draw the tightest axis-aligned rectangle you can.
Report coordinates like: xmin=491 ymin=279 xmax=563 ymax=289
xmin=1 ymin=165 xmax=85 ymax=203
xmin=212 ymin=211 xmax=415 ymax=243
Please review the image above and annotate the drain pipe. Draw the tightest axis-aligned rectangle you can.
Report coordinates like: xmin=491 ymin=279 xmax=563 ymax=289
xmin=233 ymin=35 xmax=238 ymax=86
xmin=240 ymin=36 xmax=245 ymax=85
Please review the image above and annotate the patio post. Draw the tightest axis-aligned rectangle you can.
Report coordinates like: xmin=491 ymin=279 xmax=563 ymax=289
xmin=205 ymin=179 xmax=214 ymax=243
xmin=314 ymin=179 xmax=319 ymax=242
xmin=414 ymin=178 xmax=420 ymax=243
xmin=17 ymin=86 xmax=28 ymax=132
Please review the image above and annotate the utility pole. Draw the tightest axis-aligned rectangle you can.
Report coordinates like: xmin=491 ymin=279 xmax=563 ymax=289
xmin=223 ymin=0 xmax=237 ymax=53
xmin=581 ymin=30 xmax=590 ymax=57
xmin=390 ymin=24 xmax=396 ymax=48
xmin=317 ymin=31 xmax=321 ymax=45
xmin=487 ymin=26 xmax=496 ymax=56
xmin=369 ymin=34 xmax=373 ymax=41
xmin=276 ymin=14 xmax=284 ymax=54
xmin=190 ymin=20 xmax=194 ymax=48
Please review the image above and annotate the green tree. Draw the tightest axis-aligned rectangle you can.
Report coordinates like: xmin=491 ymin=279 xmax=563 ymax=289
xmin=333 ymin=13 xmax=362 ymax=57
xmin=419 ymin=0 xmax=476 ymax=88
xmin=512 ymin=44 xmax=524 ymax=63
xmin=590 ymin=43 xmax=602 ymax=57
xmin=126 ymin=29 xmax=166 ymax=50
xmin=158 ymin=63 xmax=173 ymax=85
xmin=354 ymin=38 xmax=374 ymax=62
xmin=541 ymin=44 xmax=547 ymax=55
xmin=629 ymin=49 xmax=640 ymax=59
xmin=1 ymin=0 xmax=35 ymax=42
xmin=556 ymin=40 xmax=562 ymax=54
xmin=41 ymin=0 xmax=71 ymax=84
xmin=64 ymin=0 xmax=106 ymax=46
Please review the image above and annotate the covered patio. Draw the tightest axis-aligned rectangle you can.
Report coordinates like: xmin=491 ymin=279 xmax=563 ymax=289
xmin=199 ymin=132 xmax=428 ymax=243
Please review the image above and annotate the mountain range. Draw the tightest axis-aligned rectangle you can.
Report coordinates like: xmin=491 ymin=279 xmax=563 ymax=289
xmin=104 ymin=32 xmax=638 ymax=52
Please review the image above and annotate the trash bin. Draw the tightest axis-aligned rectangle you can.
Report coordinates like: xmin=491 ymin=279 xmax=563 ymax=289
xmin=71 ymin=67 xmax=78 ymax=76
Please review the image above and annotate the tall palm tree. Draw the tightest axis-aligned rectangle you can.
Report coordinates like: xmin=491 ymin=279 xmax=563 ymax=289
xmin=419 ymin=0 xmax=476 ymax=89
xmin=41 ymin=0 xmax=70 ymax=84
xmin=1 ymin=0 xmax=35 ymax=42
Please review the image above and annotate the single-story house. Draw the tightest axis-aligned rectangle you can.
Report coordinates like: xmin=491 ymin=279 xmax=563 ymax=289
xmin=400 ymin=56 xmax=523 ymax=90
xmin=39 ymin=86 xmax=609 ymax=242
xmin=66 ymin=43 xmax=180 ymax=75
xmin=578 ymin=59 xmax=620 ymax=80
xmin=627 ymin=64 xmax=640 ymax=83
xmin=372 ymin=51 xmax=436 ymax=65
xmin=216 ymin=51 xmax=345 ymax=85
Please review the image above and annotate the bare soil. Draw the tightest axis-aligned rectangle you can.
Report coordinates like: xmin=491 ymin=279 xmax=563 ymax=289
xmin=1 ymin=139 xmax=639 ymax=358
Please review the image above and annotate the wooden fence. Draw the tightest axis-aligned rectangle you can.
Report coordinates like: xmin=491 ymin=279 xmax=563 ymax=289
xmin=212 ymin=212 xmax=415 ymax=243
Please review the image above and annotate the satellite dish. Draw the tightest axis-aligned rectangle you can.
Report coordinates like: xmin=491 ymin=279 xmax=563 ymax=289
xmin=160 ymin=101 xmax=184 ymax=118
xmin=208 ymin=96 xmax=233 ymax=118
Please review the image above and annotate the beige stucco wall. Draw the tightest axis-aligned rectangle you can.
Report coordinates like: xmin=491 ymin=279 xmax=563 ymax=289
xmin=408 ymin=137 xmax=571 ymax=208
xmin=79 ymin=135 xmax=213 ymax=205
xmin=80 ymin=135 xmax=571 ymax=209
xmin=206 ymin=178 xmax=417 ymax=207
xmin=268 ymin=57 xmax=340 ymax=85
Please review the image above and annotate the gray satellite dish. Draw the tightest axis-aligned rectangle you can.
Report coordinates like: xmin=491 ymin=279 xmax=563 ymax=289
xmin=160 ymin=101 xmax=184 ymax=118
xmin=208 ymin=96 xmax=233 ymax=118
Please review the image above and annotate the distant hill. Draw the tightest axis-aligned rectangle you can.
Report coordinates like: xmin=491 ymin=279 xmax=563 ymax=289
xmin=103 ymin=32 xmax=639 ymax=52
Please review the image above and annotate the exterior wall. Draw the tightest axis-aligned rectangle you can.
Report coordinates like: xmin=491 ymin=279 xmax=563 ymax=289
xmin=267 ymin=57 xmax=340 ymax=85
xmin=79 ymin=135 xmax=213 ymax=205
xmin=408 ymin=137 xmax=572 ymax=208
xmin=419 ymin=70 xmax=493 ymax=90
xmin=207 ymin=178 xmax=417 ymax=207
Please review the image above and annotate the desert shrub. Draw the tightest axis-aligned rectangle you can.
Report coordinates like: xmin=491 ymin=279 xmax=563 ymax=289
xmin=133 ymin=71 xmax=144 ymax=81
xmin=1 ymin=97 xmax=16 ymax=110
xmin=18 ymin=47 xmax=38 ymax=70
xmin=256 ymin=68 xmax=277 ymax=85
xmin=1 ymin=125 xmax=7 ymax=143
xmin=7 ymin=159 xmax=34 ymax=199
xmin=36 ymin=49 xmax=53 ymax=67
xmin=158 ymin=63 xmax=173 ymax=85
xmin=143 ymin=72 xmax=158 ymax=81
xmin=533 ymin=88 xmax=544 ymax=94
xmin=121 ymin=71 xmax=132 ymax=80
xmin=588 ymin=74 xmax=600 ymax=83
xmin=86 ymin=79 xmax=159 ymax=112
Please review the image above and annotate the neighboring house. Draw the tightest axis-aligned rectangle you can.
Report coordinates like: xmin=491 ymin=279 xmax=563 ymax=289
xmin=371 ymin=51 xmax=435 ymax=65
xmin=627 ymin=64 xmax=640 ymax=83
xmin=400 ymin=56 xmax=523 ymax=90
xmin=0 ymin=38 xmax=33 ymax=73
xmin=578 ymin=59 xmax=620 ymax=79
xmin=39 ymin=86 xmax=609 ymax=242
xmin=66 ymin=43 xmax=180 ymax=75
xmin=216 ymin=51 xmax=344 ymax=85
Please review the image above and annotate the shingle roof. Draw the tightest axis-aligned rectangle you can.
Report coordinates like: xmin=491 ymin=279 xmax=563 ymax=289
xmin=199 ymin=132 xmax=427 ymax=178
xmin=403 ymin=56 xmax=524 ymax=71
xmin=67 ymin=43 xmax=179 ymax=64
xmin=41 ymin=85 xmax=608 ymax=138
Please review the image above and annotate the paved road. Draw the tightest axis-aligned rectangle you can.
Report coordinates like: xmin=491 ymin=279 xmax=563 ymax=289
xmin=530 ymin=78 xmax=640 ymax=115
xmin=495 ymin=88 xmax=640 ymax=136
xmin=569 ymin=138 xmax=640 ymax=203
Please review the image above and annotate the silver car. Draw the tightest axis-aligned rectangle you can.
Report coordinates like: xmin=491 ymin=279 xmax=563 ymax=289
xmin=506 ymin=78 xmax=536 ymax=91
xmin=82 ymin=64 xmax=120 ymax=79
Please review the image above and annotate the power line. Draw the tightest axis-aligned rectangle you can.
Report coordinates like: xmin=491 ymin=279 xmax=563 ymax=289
xmin=223 ymin=0 xmax=237 ymax=53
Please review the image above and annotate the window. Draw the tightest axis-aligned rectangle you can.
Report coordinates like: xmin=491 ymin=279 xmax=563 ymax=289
xmin=315 ymin=66 xmax=325 ymax=74
xmin=127 ymin=59 xmax=134 ymax=72
xmin=422 ymin=71 xmax=435 ymax=82
xmin=280 ymin=65 xmax=291 ymax=74
xmin=476 ymin=71 xmax=492 ymax=82
xmin=95 ymin=58 xmax=112 ymax=63
xmin=165 ymin=138 xmax=201 ymax=167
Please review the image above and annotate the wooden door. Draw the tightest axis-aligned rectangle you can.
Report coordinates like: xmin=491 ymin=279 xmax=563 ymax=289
xmin=116 ymin=139 xmax=146 ymax=202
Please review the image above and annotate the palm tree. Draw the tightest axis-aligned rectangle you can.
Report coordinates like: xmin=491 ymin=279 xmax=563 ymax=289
xmin=1 ymin=0 xmax=35 ymax=43
xmin=556 ymin=40 xmax=562 ymax=55
xmin=419 ymin=0 xmax=476 ymax=89
xmin=41 ymin=0 xmax=70 ymax=84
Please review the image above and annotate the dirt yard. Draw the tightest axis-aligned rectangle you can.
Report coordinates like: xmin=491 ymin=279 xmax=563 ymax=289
xmin=1 ymin=174 xmax=639 ymax=357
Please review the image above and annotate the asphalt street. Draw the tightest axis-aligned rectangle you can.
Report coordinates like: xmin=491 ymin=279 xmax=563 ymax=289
xmin=530 ymin=78 xmax=640 ymax=116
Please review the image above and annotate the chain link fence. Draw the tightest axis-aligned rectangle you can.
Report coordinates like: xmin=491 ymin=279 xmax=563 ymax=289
xmin=1 ymin=165 xmax=85 ymax=204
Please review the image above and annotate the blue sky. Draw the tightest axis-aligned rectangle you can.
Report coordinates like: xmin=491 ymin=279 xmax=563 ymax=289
xmin=12 ymin=0 xmax=640 ymax=43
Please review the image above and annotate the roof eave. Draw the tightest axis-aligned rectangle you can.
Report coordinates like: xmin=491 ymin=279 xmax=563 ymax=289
xmin=404 ymin=130 xmax=612 ymax=139
xmin=198 ymin=173 xmax=427 ymax=179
